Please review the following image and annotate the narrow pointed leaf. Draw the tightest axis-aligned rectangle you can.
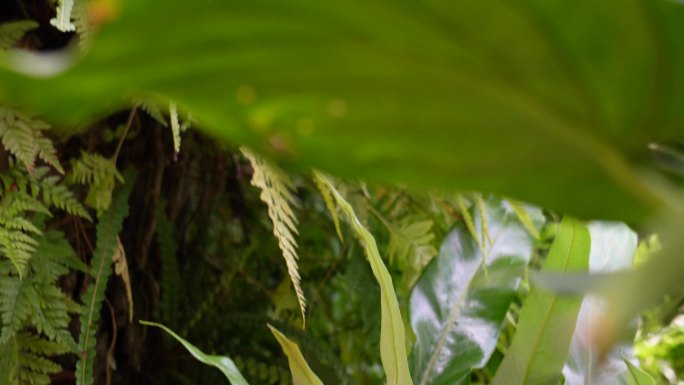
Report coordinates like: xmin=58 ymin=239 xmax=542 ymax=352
xmin=267 ymin=324 xmax=323 ymax=385
xmin=624 ymin=359 xmax=656 ymax=385
xmin=409 ymin=197 xmax=543 ymax=385
xmin=317 ymin=172 xmax=412 ymax=385
xmin=492 ymin=216 xmax=590 ymax=385
xmin=140 ymin=321 xmax=249 ymax=385
xmin=563 ymin=222 xmax=639 ymax=385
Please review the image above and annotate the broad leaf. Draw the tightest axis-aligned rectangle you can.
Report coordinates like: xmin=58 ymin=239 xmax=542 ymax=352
xmin=1 ymin=0 xmax=682 ymax=221
xmin=267 ymin=324 xmax=323 ymax=385
xmin=409 ymin=197 xmax=543 ymax=385
xmin=563 ymin=222 xmax=640 ymax=385
xmin=492 ymin=216 xmax=590 ymax=385
xmin=140 ymin=321 xmax=249 ymax=385
xmin=316 ymin=172 xmax=412 ymax=385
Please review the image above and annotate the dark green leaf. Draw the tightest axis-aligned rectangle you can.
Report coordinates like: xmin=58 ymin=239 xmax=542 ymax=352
xmin=409 ymin=197 xmax=543 ymax=385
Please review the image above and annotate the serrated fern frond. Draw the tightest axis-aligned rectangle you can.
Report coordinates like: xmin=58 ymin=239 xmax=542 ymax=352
xmin=0 ymin=20 xmax=38 ymax=50
xmin=241 ymin=147 xmax=306 ymax=325
xmin=70 ymin=152 xmax=124 ymax=213
xmin=0 ymin=228 xmax=81 ymax=385
xmin=0 ymin=105 xmax=64 ymax=174
xmin=137 ymin=98 xmax=168 ymax=127
xmin=0 ymin=332 xmax=71 ymax=385
xmin=50 ymin=0 xmax=76 ymax=32
xmin=76 ymin=172 xmax=134 ymax=385
xmin=169 ymin=102 xmax=181 ymax=157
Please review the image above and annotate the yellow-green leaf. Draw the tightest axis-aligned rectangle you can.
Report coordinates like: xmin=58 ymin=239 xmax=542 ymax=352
xmin=267 ymin=324 xmax=323 ymax=385
xmin=140 ymin=321 xmax=249 ymax=385
xmin=316 ymin=172 xmax=412 ymax=385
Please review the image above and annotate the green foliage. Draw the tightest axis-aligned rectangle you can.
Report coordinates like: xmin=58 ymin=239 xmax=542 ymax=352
xmin=141 ymin=321 xmax=250 ymax=385
xmin=492 ymin=217 xmax=590 ymax=385
xmin=268 ymin=324 xmax=323 ymax=385
xmin=0 ymin=21 xmax=38 ymax=50
xmin=410 ymin=197 xmax=543 ymax=385
xmin=242 ymin=148 xmax=306 ymax=324
xmin=0 ymin=162 xmax=87 ymax=275
xmin=0 ymin=230 xmax=84 ymax=385
xmin=70 ymin=151 xmax=124 ymax=213
xmin=0 ymin=105 xmax=64 ymax=174
xmin=76 ymin=175 xmax=134 ymax=385
xmin=563 ymin=222 xmax=641 ymax=385
xmin=316 ymin=172 xmax=413 ymax=385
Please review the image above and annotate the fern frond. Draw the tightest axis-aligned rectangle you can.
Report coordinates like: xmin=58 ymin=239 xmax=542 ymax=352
xmin=0 ymin=332 xmax=70 ymax=385
xmin=0 ymin=20 xmax=38 ymax=50
xmin=0 ymin=190 xmax=48 ymax=276
xmin=70 ymin=152 xmax=124 ymax=213
xmin=312 ymin=172 xmax=344 ymax=242
xmin=137 ymin=98 xmax=168 ymax=127
xmin=76 ymin=173 xmax=134 ymax=385
xmin=0 ymin=106 xmax=64 ymax=174
xmin=241 ymin=147 xmax=306 ymax=325
xmin=169 ymin=102 xmax=181 ymax=156
xmin=50 ymin=0 xmax=76 ymax=32
xmin=72 ymin=2 xmax=91 ymax=47
xmin=37 ymin=177 xmax=91 ymax=219
xmin=156 ymin=201 xmax=181 ymax=330
xmin=386 ymin=219 xmax=436 ymax=272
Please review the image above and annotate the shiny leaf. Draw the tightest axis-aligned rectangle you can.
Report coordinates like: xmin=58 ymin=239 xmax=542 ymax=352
xmin=409 ymin=197 xmax=543 ymax=385
xmin=624 ymin=359 xmax=656 ymax=385
xmin=492 ymin=216 xmax=590 ymax=385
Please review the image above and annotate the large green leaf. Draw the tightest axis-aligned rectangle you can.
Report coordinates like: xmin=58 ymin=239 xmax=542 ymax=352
xmin=0 ymin=0 xmax=681 ymax=221
xmin=139 ymin=321 xmax=249 ymax=385
xmin=409 ymin=197 xmax=543 ymax=385
xmin=316 ymin=172 xmax=412 ymax=385
xmin=563 ymin=222 xmax=639 ymax=385
xmin=491 ymin=216 xmax=590 ymax=385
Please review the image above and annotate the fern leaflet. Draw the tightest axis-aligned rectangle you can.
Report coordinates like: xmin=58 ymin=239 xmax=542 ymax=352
xmin=76 ymin=172 xmax=134 ymax=385
xmin=50 ymin=0 xmax=76 ymax=32
xmin=241 ymin=147 xmax=306 ymax=325
xmin=0 ymin=106 xmax=64 ymax=174
xmin=70 ymin=152 xmax=124 ymax=213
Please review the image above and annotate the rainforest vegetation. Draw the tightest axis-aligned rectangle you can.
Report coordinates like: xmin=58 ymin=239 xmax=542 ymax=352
xmin=0 ymin=0 xmax=683 ymax=384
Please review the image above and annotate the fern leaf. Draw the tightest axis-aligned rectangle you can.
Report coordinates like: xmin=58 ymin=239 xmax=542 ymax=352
xmin=50 ymin=0 xmax=77 ymax=32
xmin=0 ymin=332 xmax=70 ymax=385
xmin=0 ymin=106 xmax=64 ymax=174
xmin=138 ymin=99 xmax=168 ymax=127
xmin=312 ymin=172 xmax=344 ymax=242
xmin=70 ymin=152 xmax=124 ymax=213
xmin=241 ymin=147 xmax=306 ymax=325
xmin=386 ymin=219 xmax=436 ymax=275
xmin=169 ymin=102 xmax=181 ymax=157
xmin=76 ymin=173 xmax=134 ymax=385
xmin=508 ymin=199 xmax=541 ymax=239
xmin=0 ymin=21 xmax=38 ymax=50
